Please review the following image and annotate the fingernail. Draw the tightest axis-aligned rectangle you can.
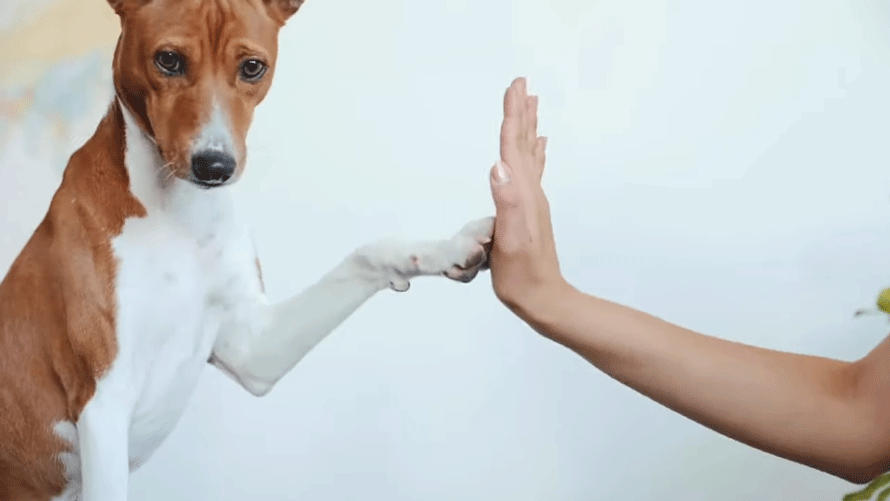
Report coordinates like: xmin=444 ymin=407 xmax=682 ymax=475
xmin=493 ymin=160 xmax=511 ymax=185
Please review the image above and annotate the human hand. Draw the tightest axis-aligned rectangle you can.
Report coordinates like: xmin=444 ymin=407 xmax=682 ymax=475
xmin=487 ymin=77 xmax=567 ymax=317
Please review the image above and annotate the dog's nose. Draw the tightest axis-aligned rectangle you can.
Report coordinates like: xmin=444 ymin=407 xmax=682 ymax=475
xmin=191 ymin=151 xmax=235 ymax=184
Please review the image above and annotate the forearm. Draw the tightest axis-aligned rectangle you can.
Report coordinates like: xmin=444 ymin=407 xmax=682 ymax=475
xmin=520 ymin=283 xmax=881 ymax=483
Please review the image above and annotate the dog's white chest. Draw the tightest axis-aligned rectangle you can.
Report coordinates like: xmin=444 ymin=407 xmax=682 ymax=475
xmin=96 ymin=183 xmax=259 ymax=472
xmin=111 ymin=214 xmax=220 ymax=468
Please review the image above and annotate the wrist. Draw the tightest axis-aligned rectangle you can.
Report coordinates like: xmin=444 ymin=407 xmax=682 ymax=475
xmin=512 ymin=278 xmax=578 ymax=332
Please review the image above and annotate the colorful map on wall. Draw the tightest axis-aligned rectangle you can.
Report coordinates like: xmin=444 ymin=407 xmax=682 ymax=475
xmin=0 ymin=0 xmax=119 ymax=171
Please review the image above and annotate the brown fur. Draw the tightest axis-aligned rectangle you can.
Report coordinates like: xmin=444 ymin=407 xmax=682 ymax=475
xmin=0 ymin=101 xmax=144 ymax=499
xmin=0 ymin=0 xmax=302 ymax=497
xmin=113 ymin=0 xmax=286 ymax=181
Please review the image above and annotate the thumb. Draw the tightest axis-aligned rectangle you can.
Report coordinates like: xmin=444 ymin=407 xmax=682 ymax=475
xmin=489 ymin=160 xmax=520 ymax=214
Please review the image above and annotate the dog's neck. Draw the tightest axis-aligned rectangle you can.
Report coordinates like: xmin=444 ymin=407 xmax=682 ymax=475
xmin=54 ymin=94 xmax=246 ymax=249
xmin=113 ymin=98 xmax=233 ymax=238
xmin=115 ymin=97 xmax=165 ymax=208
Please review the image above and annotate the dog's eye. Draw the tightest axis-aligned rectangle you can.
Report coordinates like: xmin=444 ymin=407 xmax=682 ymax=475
xmin=240 ymin=59 xmax=267 ymax=82
xmin=155 ymin=51 xmax=186 ymax=76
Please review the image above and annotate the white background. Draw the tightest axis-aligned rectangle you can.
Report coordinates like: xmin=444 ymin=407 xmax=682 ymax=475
xmin=3 ymin=0 xmax=890 ymax=499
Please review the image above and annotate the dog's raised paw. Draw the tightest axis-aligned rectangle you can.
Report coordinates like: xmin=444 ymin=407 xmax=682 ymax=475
xmin=441 ymin=216 xmax=494 ymax=284
xmin=353 ymin=216 xmax=495 ymax=291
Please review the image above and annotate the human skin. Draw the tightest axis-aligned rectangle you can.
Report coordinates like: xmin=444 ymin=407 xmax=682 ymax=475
xmin=486 ymin=76 xmax=890 ymax=485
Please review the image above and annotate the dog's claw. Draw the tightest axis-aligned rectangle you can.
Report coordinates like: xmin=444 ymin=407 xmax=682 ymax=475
xmin=390 ymin=279 xmax=410 ymax=292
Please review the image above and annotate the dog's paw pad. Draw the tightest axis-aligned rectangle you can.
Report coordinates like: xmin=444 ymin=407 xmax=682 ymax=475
xmin=390 ymin=277 xmax=411 ymax=292
xmin=444 ymin=267 xmax=479 ymax=283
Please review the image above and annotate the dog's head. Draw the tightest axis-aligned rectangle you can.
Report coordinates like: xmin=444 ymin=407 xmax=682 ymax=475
xmin=108 ymin=0 xmax=302 ymax=188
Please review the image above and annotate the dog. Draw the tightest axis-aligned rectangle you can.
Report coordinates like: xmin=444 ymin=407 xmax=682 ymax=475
xmin=0 ymin=0 xmax=494 ymax=499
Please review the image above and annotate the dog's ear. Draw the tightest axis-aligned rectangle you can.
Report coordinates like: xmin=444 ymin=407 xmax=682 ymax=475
xmin=106 ymin=0 xmax=152 ymax=17
xmin=264 ymin=0 xmax=305 ymax=24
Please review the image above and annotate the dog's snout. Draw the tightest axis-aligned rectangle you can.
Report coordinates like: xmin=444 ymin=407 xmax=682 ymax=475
xmin=191 ymin=151 xmax=235 ymax=185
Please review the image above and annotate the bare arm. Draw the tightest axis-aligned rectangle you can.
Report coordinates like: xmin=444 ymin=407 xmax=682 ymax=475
xmin=487 ymin=77 xmax=890 ymax=485
xmin=514 ymin=283 xmax=890 ymax=484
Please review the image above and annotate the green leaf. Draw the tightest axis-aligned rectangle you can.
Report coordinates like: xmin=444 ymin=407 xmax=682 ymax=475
xmin=844 ymin=473 xmax=890 ymax=501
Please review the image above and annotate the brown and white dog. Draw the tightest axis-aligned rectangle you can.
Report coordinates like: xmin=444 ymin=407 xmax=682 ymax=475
xmin=0 ymin=0 xmax=494 ymax=499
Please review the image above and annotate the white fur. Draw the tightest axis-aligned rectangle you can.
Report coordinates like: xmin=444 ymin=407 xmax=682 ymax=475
xmin=57 ymin=99 xmax=494 ymax=500
xmin=192 ymin=96 xmax=236 ymax=157
xmin=51 ymin=422 xmax=81 ymax=501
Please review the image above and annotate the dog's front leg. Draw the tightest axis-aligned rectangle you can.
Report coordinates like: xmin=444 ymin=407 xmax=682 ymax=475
xmin=78 ymin=388 xmax=130 ymax=500
xmin=209 ymin=216 xmax=494 ymax=396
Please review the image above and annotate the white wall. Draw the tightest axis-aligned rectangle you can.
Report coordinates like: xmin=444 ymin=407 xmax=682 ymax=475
xmin=3 ymin=0 xmax=890 ymax=499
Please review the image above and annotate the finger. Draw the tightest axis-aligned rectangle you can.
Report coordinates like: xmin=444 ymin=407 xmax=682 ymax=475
xmin=503 ymin=77 xmax=526 ymax=119
xmin=517 ymin=79 xmax=529 ymax=123
xmin=503 ymin=79 xmax=514 ymax=117
xmin=500 ymin=117 xmax=518 ymax=171
xmin=489 ymin=161 xmax=528 ymax=222
xmin=501 ymin=80 xmax=524 ymax=165
xmin=516 ymin=77 xmax=528 ymax=100
xmin=489 ymin=161 xmax=518 ymax=210
xmin=489 ymin=162 xmax=527 ymax=256
xmin=516 ymin=85 xmax=528 ymax=147
xmin=527 ymin=95 xmax=538 ymax=143
xmin=534 ymin=136 xmax=547 ymax=180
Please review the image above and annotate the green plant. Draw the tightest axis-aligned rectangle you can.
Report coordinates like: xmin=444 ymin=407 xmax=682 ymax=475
xmin=843 ymin=473 xmax=890 ymax=501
